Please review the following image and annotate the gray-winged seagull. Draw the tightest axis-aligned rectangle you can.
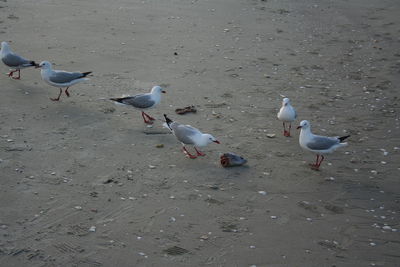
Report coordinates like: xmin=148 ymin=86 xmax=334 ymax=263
xmin=110 ymin=86 xmax=166 ymax=124
xmin=1 ymin=41 xmax=37 ymax=79
xmin=38 ymin=61 xmax=92 ymax=101
xmin=277 ymin=97 xmax=297 ymax=137
xmin=164 ymin=114 xmax=220 ymax=159
xmin=297 ymin=120 xmax=349 ymax=170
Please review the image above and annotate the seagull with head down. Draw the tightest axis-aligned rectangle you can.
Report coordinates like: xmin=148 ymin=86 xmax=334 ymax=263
xmin=297 ymin=120 xmax=349 ymax=170
xmin=1 ymin=41 xmax=37 ymax=80
xmin=164 ymin=114 xmax=220 ymax=159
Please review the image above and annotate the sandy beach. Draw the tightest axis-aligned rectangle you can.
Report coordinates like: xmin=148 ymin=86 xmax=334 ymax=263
xmin=1 ymin=0 xmax=399 ymax=266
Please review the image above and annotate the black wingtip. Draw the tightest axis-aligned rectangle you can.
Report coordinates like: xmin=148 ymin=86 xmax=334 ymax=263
xmin=338 ymin=135 xmax=350 ymax=142
xmin=82 ymin=71 xmax=92 ymax=77
xmin=163 ymin=114 xmax=173 ymax=125
xmin=30 ymin=61 xmax=39 ymax=67
xmin=110 ymin=97 xmax=123 ymax=103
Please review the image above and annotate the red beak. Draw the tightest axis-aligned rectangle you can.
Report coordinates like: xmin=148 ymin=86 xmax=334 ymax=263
xmin=214 ymin=140 xmax=220 ymax=144
xmin=296 ymin=126 xmax=302 ymax=129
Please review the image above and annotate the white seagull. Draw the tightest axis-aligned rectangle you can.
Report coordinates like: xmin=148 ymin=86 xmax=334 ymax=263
xmin=297 ymin=120 xmax=350 ymax=170
xmin=277 ymin=97 xmax=297 ymax=137
xmin=38 ymin=61 xmax=92 ymax=101
xmin=1 ymin=41 xmax=37 ymax=79
xmin=164 ymin=114 xmax=220 ymax=159
xmin=110 ymin=86 xmax=166 ymax=124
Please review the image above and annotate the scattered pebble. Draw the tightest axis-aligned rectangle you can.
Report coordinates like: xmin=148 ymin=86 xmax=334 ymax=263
xmin=266 ymin=134 xmax=276 ymax=138
xmin=270 ymin=215 xmax=277 ymax=219
xmin=89 ymin=226 xmax=96 ymax=232
xmin=258 ymin=191 xmax=267 ymax=196
xmin=200 ymin=235 xmax=209 ymax=240
xmin=74 ymin=206 xmax=82 ymax=210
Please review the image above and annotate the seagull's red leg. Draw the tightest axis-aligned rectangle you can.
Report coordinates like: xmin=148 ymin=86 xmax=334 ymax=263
xmin=283 ymin=122 xmax=290 ymax=137
xmin=51 ymin=88 xmax=62 ymax=101
xmin=65 ymin=87 xmax=70 ymax=97
xmin=182 ymin=146 xmax=197 ymax=159
xmin=287 ymin=123 xmax=292 ymax=137
xmin=11 ymin=69 xmax=21 ymax=80
xmin=141 ymin=111 xmax=153 ymax=124
xmin=317 ymin=155 xmax=325 ymax=168
xmin=143 ymin=112 xmax=155 ymax=121
xmin=194 ymin=147 xmax=206 ymax=156
xmin=7 ymin=70 xmax=17 ymax=79
xmin=310 ymin=155 xmax=320 ymax=170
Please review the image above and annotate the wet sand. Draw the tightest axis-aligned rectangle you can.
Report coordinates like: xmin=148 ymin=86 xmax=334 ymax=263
xmin=1 ymin=0 xmax=399 ymax=266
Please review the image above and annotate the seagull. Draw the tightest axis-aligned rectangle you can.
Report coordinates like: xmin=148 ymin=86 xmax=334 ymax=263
xmin=297 ymin=120 xmax=350 ymax=170
xmin=1 ymin=41 xmax=37 ymax=79
xmin=110 ymin=86 xmax=166 ymax=124
xmin=164 ymin=114 xmax=220 ymax=159
xmin=38 ymin=61 xmax=91 ymax=101
xmin=277 ymin=97 xmax=297 ymax=137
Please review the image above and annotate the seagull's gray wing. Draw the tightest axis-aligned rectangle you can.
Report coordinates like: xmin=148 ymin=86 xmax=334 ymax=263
xmin=49 ymin=71 xmax=86 ymax=84
xmin=116 ymin=94 xmax=155 ymax=109
xmin=306 ymin=136 xmax=339 ymax=150
xmin=1 ymin=52 xmax=31 ymax=67
xmin=173 ymin=124 xmax=200 ymax=145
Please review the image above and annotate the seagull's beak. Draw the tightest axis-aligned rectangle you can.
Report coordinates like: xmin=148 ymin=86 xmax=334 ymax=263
xmin=214 ymin=140 xmax=220 ymax=144
xmin=35 ymin=64 xmax=41 ymax=69
xmin=296 ymin=126 xmax=302 ymax=129
xmin=162 ymin=90 xmax=166 ymax=93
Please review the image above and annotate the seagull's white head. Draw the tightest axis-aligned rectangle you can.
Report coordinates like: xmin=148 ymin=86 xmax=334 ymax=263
xmin=151 ymin=85 xmax=166 ymax=94
xmin=38 ymin=61 xmax=52 ymax=70
xmin=297 ymin=120 xmax=310 ymax=130
xmin=282 ymin=97 xmax=290 ymax=106
xmin=1 ymin=41 xmax=10 ymax=52
xmin=202 ymin=134 xmax=220 ymax=145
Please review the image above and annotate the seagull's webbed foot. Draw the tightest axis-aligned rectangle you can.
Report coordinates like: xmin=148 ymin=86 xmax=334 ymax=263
xmin=183 ymin=147 xmax=197 ymax=159
xmin=309 ymin=163 xmax=320 ymax=171
xmin=283 ymin=130 xmax=291 ymax=137
xmin=194 ymin=147 xmax=206 ymax=156
xmin=51 ymin=88 xmax=62 ymax=101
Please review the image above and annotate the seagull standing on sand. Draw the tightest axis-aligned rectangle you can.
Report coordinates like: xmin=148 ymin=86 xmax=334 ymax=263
xmin=164 ymin=114 xmax=220 ymax=159
xmin=110 ymin=86 xmax=166 ymax=124
xmin=1 ymin=41 xmax=37 ymax=79
xmin=38 ymin=61 xmax=92 ymax=101
xmin=277 ymin=97 xmax=297 ymax=137
xmin=297 ymin=120 xmax=350 ymax=170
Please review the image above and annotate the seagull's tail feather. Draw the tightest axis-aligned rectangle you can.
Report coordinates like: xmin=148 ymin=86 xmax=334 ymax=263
xmin=338 ymin=135 xmax=350 ymax=143
xmin=81 ymin=71 xmax=92 ymax=77
xmin=163 ymin=114 xmax=173 ymax=130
